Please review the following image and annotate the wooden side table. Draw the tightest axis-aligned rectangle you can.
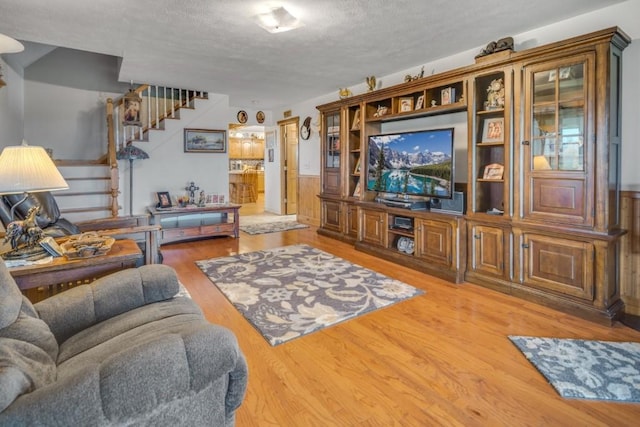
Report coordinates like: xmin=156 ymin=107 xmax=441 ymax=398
xmin=147 ymin=204 xmax=241 ymax=245
xmin=8 ymin=239 xmax=143 ymax=302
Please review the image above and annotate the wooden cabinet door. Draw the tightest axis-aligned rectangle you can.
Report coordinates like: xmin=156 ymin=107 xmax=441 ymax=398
xmin=518 ymin=231 xmax=594 ymax=301
xmin=346 ymin=203 xmax=359 ymax=238
xmin=229 ymin=138 xmax=242 ymax=158
xmin=416 ymin=219 xmax=452 ymax=267
xmin=321 ymin=200 xmax=342 ymax=233
xmin=468 ymin=223 xmax=506 ymax=278
xmin=360 ymin=208 xmax=386 ymax=246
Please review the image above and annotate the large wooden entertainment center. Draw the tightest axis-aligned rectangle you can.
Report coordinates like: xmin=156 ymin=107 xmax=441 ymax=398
xmin=317 ymin=28 xmax=630 ymax=325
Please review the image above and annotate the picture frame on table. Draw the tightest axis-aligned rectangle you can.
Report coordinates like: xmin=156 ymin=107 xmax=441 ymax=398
xmin=481 ymin=117 xmax=504 ymax=143
xmin=483 ymin=163 xmax=504 ymax=180
xmin=184 ymin=128 xmax=226 ymax=153
xmin=157 ymin=191 xmax=172 ymax=208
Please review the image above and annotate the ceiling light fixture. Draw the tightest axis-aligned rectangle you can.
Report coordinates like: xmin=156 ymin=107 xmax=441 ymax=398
xmin=254 ymin=6 xmax=303 ymax=34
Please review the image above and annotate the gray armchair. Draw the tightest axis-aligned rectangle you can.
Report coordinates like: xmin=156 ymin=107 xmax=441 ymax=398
xmin=0 ymin=261 xmax=247 ymax=426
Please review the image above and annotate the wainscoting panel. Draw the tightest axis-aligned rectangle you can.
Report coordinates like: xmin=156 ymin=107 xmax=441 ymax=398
xmin=297 ymin=175 xmax=320 ymax=227
xmin=621 ymin=191 xmax=640 ymax=317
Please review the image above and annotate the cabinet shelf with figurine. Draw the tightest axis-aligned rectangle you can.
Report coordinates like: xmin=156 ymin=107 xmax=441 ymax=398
xmin=469 ymin=69 xmax=511 ymax=218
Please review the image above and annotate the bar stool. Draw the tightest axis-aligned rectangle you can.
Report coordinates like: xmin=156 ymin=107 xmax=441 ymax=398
xmin=237 ymin=169 xmax=258 ymax=203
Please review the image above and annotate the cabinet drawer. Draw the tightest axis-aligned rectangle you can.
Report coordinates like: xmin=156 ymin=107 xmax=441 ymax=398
xmin=201 ymin=223 xmax=234 ymax=235
xmin=162 ymin=227 xmax=201 ymax=241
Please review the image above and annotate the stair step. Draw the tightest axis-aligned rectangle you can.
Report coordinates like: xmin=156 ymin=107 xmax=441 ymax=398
xmin=64 ymin=176 xmax=110 ymax=181
xmin=56 ymin=190 xmax=111 ymax=197
xmin=60 ymin=206 xmax=113 ymax=214
xmin=55 ymin=159 xmax=108 ymax=166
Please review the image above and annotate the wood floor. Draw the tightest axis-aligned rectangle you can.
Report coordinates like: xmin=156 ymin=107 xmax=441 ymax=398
xmin=160 ymin=221 xmax=640 ymax=426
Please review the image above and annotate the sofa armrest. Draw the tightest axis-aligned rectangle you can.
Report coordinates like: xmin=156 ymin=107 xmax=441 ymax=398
xmin=34 ymin=264 xmax=179 ymax=344
xmin=0 ymin=326 xmax=247 ymax=426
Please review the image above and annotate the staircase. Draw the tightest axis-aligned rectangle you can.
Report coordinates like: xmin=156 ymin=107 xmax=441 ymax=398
xmin=54 ymin=85 xmax=208 ymax=222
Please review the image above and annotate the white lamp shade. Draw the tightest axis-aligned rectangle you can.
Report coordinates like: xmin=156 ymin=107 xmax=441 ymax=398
xmin=0 ymin=33 xmax=24 ymax=54
xmin=0 ymin=142 xmax=69 ymax=194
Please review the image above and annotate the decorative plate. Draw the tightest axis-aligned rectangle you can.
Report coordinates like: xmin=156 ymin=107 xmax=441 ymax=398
xmin=237 ymin=110 xmax=248 ymax=124
xmin=256 ymin=111 xmax=265 ymax=123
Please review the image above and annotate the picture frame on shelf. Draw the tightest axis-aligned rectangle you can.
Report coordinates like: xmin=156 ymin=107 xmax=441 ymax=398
xmin=184 ymin=128 xmax=226 ymax=153
xmin=483 ymin=163 xmax=504 ymax=180
xmin=399 ymin=97 xmax=413 ymax=112
xmin=157 ymin=191 xmax=172 ymax=208
xmin=415 ymin=95 xmax=424 ymax=110
xmin=441 ymin=87 xmax=455 ymax=105
xmin=481 ymin=117 xmax=504 ymax=143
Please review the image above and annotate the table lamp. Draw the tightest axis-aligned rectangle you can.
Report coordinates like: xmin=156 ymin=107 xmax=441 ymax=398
xmin=0 ymin=140 xmax=69 ymax=252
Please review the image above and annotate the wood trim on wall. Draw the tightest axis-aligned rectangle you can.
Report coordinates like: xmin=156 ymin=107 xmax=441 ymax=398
xmin=297 ymin=175 xmax=320 ymax=227
xmin=621 ymin=190 xmax=640 ymax=316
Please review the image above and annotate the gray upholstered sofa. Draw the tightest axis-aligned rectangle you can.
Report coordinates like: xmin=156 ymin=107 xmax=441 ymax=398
xmin=0 ymin=261 xmax=247 ymax=426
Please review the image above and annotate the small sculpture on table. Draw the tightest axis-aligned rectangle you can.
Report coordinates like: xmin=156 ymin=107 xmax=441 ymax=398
xmin=198 ymin=190 xmax=206 ymax=207
xmin=185 ymin=181 xmax=200 ymax=205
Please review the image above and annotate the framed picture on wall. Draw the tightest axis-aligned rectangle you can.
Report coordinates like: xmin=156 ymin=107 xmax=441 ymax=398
xmin=184 ymin=129 xmax=226 ymax=153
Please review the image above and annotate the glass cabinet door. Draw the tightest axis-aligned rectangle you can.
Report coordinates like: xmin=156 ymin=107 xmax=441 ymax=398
xmin=530 ymin=63 xmax=585 ymax=172
xmin=325 ymin=111 xmax=340 ymax=169
xmin=522 ymin=54 xmax=594 ymax=226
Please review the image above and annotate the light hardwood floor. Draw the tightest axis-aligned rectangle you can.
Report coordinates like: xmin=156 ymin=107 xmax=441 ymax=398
xmin=161 ymin=224 xmax=640 ymax=426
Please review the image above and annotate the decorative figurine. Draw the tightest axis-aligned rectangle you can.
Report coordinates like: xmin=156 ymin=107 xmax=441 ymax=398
xmin=404 ymin=66 xmax=425 ymax=83
xmin=485 ymin=78 xmax=505 ymax=110
xmin=431 ymin=100 xmax=437 ymax=107
xmin=338 ymin=88 xmax=352 ymax=99
xmin=373 ymin=105 xmax=388 ymax=117
xmin=185 ymin=181 xmax=200 ymax=205
xmin=366 ymin=76 xmax=376 ymax=92
xmin=476 ymin=36 xmax=514 ymax=58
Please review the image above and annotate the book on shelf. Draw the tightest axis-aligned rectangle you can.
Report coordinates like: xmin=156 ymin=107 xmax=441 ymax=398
xmin=351 ymin=109 xmax=361 ymax=130
xmin=353 ymin=179 xmax=362 ymax=197
xmin=353 ymin=157 xmax=361 ymax=174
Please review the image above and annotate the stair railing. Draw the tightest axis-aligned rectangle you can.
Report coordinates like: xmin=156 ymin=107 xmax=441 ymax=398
xmin=105 ymin=85 xmax=208 ymax=216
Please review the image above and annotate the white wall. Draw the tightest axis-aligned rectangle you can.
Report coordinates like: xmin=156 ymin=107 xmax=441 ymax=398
xmin=0 ymin=57 xmax=24 ymax=146
xmin=280 ymin=0 xmax=640 ymax=191
xmin=122 ymin=94 xmax=232 ymax=215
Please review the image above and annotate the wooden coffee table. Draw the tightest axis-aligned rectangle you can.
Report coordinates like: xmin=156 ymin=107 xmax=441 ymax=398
xmin=8 ymin=239 xmax=143 ymax=301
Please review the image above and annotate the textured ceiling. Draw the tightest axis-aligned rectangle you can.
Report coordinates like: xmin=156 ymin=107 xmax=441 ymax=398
xmin=0 ymin=0 xmax=624 ymax=109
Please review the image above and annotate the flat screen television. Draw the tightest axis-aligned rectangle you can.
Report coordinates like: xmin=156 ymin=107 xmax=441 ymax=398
xmin=367 ymin=128 xmax=454 ymax=199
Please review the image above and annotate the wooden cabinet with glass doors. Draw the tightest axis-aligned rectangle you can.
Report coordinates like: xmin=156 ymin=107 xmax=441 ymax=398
xmin=317 ymin=28 xmax=629 ymax=324
xmin=512 ymin=30 xmax=629 ymax=323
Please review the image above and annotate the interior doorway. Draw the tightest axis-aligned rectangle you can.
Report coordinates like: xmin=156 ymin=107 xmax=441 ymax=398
xmin=278 ymin=118 xmax=299 ymax=215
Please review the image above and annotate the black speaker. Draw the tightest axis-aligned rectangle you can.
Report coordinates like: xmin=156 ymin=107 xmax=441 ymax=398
xmin=430 ymin=191 xmax=465 ymax=214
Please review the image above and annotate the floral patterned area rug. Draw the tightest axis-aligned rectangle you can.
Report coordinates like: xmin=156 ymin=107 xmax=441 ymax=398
xmin=196 ymin=244 xmax=424 ymax=346
xmin=509 ymin=336 xmax=640 ymax=402
xmin=239 ymin=221 xmax=309 ymax=235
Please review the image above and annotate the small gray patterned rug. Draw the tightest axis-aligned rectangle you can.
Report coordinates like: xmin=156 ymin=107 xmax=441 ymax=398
xmin=196 ymin=244 xmax=424 ymax=345
xmin=509 ymin=336 xmax=640 ymax=402
xmin=239 ymin=221 xmax=309 ymax=235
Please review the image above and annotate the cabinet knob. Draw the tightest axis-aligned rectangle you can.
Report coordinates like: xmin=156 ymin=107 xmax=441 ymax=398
xmin=522 ymin=140 xmax=530 ymax=145
xmin=474 ymin=234 xmax=481 ymax=239
xmin=522 ymin=243 xmax=529 ymax=249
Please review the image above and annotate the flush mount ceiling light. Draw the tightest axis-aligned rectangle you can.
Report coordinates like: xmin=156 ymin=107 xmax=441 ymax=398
xmin=254 ymin=6 xmax=303 ymax=34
